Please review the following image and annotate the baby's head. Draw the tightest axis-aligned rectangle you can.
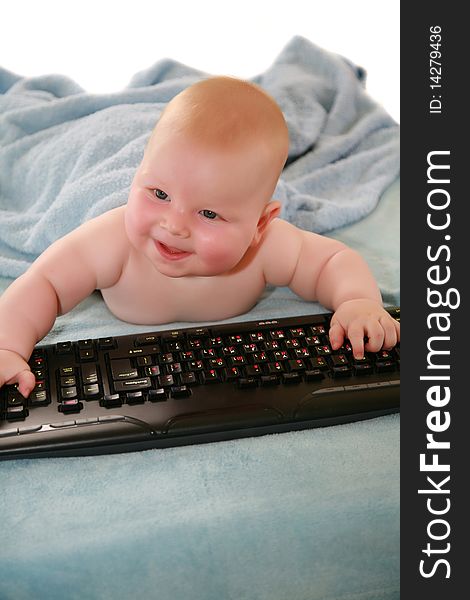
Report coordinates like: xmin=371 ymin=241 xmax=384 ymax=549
xmin=126 ymin=76 xmax=289 ymax=277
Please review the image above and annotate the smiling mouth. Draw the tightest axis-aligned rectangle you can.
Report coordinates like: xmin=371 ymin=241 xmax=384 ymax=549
xmin=155 ymin=240 xmax=191 ymax=261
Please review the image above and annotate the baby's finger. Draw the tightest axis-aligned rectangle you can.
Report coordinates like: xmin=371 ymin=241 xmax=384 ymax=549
xmin=363 ymin=320 xmax=385 ymax=353
xmin=347 ymin=322 xmax=366 ymax=359
xmin=379 ymin=315 xmax=398 ymax=349
xmin=329 ymin=321 xmax=345 ymax=350
xmin=16 ymin=369 xmax=36 ymax=399
xmin=394 ymin=319 xmax=401 ymax=343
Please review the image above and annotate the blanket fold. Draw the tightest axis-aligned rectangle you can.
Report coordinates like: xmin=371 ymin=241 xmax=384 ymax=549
xmin=0 ymin=36 xmax=399 ymax=279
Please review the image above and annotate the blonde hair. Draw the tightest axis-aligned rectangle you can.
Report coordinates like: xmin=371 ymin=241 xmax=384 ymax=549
xmin=149 ymin=76 xmax=289 ymax=173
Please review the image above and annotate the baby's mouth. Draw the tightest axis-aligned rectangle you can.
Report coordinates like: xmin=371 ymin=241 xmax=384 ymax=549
xmin=155 ymin=240 xmax=191 ymax=261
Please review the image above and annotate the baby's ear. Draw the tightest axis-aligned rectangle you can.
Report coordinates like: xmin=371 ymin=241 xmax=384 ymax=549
xmin=251 ymin=200 xmax=281 ymax=246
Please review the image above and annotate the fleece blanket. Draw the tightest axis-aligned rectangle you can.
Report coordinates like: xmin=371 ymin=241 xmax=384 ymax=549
xmin=0 ymin=35 xmax=399 ymax=279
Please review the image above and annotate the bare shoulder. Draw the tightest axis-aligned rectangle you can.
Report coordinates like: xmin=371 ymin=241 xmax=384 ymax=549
xmin=257 ymin=218 xmax=304 ymax=287
xmin=258 ymin=219 xmax=349 ymax=288
xmin=71 ymin=205 xmax=127 ymax=237
xmin=32 ymin=206 xmax=130 ymax=290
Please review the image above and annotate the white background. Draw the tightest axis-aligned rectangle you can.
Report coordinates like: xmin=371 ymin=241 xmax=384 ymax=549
xmin=1 ymin=0 xmax=399 ymax=122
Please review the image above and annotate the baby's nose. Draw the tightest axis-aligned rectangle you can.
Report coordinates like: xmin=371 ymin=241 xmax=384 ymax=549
xmin=161 ymin=212 xmax=190 ymax=238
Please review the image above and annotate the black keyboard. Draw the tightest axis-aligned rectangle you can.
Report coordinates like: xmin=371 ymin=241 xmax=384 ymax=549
xmin=0 ymin=307 xmax=400 ymax=460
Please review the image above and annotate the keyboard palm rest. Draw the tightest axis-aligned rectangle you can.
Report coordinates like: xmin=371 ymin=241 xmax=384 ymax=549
xmin=0 ymin=307 xmax=400 ymax=459
xmin=165 ymin=405 xmax=282 ymax=435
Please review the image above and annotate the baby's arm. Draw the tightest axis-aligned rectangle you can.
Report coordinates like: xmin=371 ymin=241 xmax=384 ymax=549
xmin=262 ymin=220 xmax=399 ymax=358
xmin=0 ymin=208 xmax=128 ymax=397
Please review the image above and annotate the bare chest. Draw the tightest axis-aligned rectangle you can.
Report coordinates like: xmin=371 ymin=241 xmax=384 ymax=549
xmin=100 ymin=253 xmax=266 ymax=324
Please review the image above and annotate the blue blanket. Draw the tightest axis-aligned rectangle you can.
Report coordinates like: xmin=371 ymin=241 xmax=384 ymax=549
xmin=0 ymin=36 xmax=399 ymax=279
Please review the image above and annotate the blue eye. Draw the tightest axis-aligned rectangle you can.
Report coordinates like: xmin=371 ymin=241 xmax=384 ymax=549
xmin=200 ymin=209 xmax=218 ymax=220
xmin=154 ymin=189 xmax=168 ymax=200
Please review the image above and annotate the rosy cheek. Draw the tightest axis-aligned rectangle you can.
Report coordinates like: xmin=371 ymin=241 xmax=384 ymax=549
xmin=196 ymin=228 xmax=246 ymax=267
xmin=127 ymin=192 xmax=156 ymax=235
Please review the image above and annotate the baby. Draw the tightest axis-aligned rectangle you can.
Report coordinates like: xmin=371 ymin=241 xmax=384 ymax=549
xmin=0 ymin=76 xmax=399 ymax=398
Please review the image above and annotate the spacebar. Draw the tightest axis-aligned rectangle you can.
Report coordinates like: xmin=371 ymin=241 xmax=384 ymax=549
xmin=164 ymin=405 xmax=282 ymax=435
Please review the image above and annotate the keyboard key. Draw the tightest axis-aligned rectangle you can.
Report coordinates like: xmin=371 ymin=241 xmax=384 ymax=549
xmin=81 ymin=364 xmax=99 ymax=384
xmin=305 ymin=369 xmax=324 ymax=382
xmin=135 ymin=334 xmax=160 ymax=346
xmin=316 ymin=345 xmax=332 ymax=356
xmin=100 ymin=394 xmax=122 ymax=408
xmin=353 ymin=363 xmax=373 ymax=375
xmin=375 ymin=360 xmax=396 ymax=373
xmin=77 ymin=339 xmax=93 ymax=349
xmin=56 ymin=341 xmax=73 ymax=354
xmin=7 ymin=394 xmax=24 ymax=407
xmin=145 ymin=365 xmax=161 ymax=377
xmin=260 ymin=375 xmax=279 ymax=386
xmin=83 ymin=384 xmax=100 ymax=398
xmin=167 ymin=362 xmax=183 ymax=375
xmin=166 ymin=340 xmax=184 ymax=352
xmin=148 ymin=388 xmax=167 ymax=402
xmin=28 ymin=390 xmax=49 ymax=406
xmin=58 ymin=400 xmax=83 ymax=414
xmin=111 ymin=359 xmax=138 ymax=381
xmin=188 ymin=360 xmax=204 ymax=372
xmin=229 ymin=334 xmax=244 ymax=344
xmin=222 ymin=346 xmax=237 ymax=356
xmin=181 ymin=372 xmax=198 ymax=386
xmin=246 ymin=364 xmax=263 ymax=377
xmin=160 ymin=353 xmax=174 ymax=364
xmin=98 ymin=337 xmax=116 ymax=350
xmin=229 ymin=355 xmax=246 ymax=367
xmin=263 ymin=340 xmax=281 ymax=351
xmin=158 ymin=374 xmax=174 ymax=388
xmin=61 ymin=386 xmax=78 ymax=400
xmin=288 ymin=359 xmax=306 ymax=372
xmin=224 ymin=367 xmax=242 ymax=381
xmin=202 ymin=370 xmax=221 ymax=384
xmin=208 ymin=358 xmax=225 ymax=369
xmin=243 ymin=343 xmax=258 ymax=354
xmin=126 ymin=391 xmax=145 ymax=405
xmin=268 ymin=362 xmax=284 ymax=374
xmin=309 ymin=357 xmax=328 ymax=370
xmin=79 ymin=348 xmax=96 ymax=362
xmin=60 ymin=366 xmax=75 ymax=377
xmin=5 ymin=405 xmax=29 ymax=421
xmin=208 ymin=336 xmax=223 ymax=347
xmin=285 ymin=339 xmax=301 ymax=349
xmin=137 ymin=355 xmax=153 ymax=367
xmin=332 ymin=365 xmax=352 ymax=378
xmin=289 ymin=327 xmax=306 ymax=337
xmin=331 ymin=354 xmax=348 ymax=367
xmin=114 ymin=378 xmax=152 ymax=392
xmin=170 ymin=386 xmax=192 ymax=398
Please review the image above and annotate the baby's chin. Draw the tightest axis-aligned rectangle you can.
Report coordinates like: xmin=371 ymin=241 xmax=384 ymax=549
xmin=154 ymin=261 xmax=231 ymax=279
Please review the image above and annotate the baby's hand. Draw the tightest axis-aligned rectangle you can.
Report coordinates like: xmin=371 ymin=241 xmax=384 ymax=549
xmin=329 ymin=299 xmax=400 ymax=359
xmin=0 ymin=349 xmax=36 ymax=398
